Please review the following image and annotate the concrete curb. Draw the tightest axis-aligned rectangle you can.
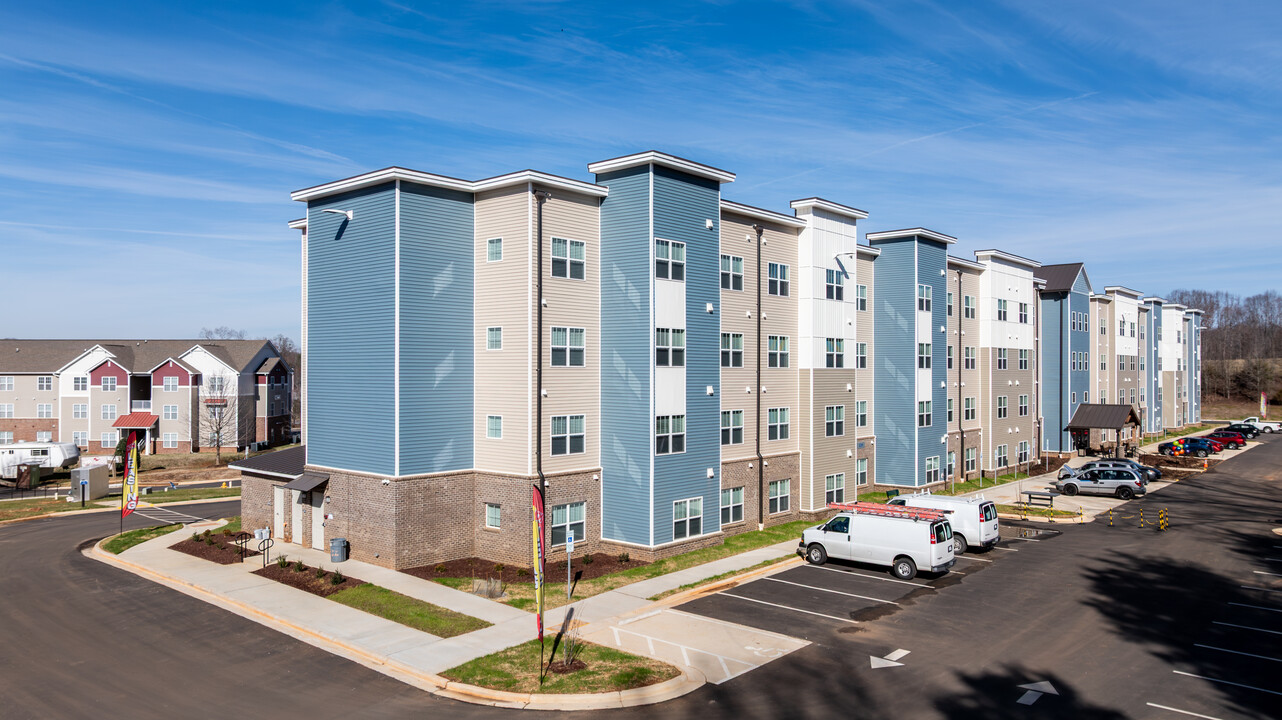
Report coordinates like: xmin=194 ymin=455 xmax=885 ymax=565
xmin=87 ymin=531 xmax=704 ymax=711
xmin=646 ymin=556 xmax=804 ymax=607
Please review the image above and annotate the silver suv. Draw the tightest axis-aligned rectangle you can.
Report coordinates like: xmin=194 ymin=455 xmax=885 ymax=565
xmin=1053 ymin=467 xmax=1147 ymax=500
xmin=1059 ymin=458 xmax=1160 ymax=483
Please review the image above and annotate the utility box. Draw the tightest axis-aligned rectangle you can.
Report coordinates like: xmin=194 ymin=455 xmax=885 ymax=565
xmin=72 ymin=464 xmax=110 ymax=501
xmin=329 ymin=537 xmax=348 ymax=563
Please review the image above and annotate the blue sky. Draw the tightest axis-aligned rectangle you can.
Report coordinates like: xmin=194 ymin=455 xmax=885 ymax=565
xmin=3 ymin=0 xmax=1279 ymax=340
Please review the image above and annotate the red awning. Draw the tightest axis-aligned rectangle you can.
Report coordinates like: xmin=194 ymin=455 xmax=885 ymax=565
xmin=113 ymin=412 xmax=160 ymax=429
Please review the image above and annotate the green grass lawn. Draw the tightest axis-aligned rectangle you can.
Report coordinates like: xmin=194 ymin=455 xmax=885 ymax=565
xmin=994 ymin=503 xmax=1079 ymax=518
xmin=140 ymin=487 xmax=241 ymax=504
xmin=442 ymin=638 xmax=680 ymax=694
xmin=221 ymin=516 xmax=242 ymax=533
xmin=103 ymin=523 xmax=182 ymax=554
xmin=328 ymin=584 xmax=491 ymax=638
xmin=0 ymin=497 xmax=101 ymax=522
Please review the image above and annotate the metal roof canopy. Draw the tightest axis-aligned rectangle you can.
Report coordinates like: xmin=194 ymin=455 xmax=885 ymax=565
xmin=282 ymin=471 xmax=330 ymax=493
xmin=1066 ymin=404 xmax=1142 ymax=430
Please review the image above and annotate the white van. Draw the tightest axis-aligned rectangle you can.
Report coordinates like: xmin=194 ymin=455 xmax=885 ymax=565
xmin=0 ymin=442 xmax=81 ymax=480
xmin=888 ymin=493 xmax=999 ymax=554
xmin=798 ymin=502 xmax=955 ymax=580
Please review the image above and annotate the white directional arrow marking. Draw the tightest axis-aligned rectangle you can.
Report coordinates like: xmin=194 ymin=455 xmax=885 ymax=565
xmin=1015 ymin=681 xmax=1059 ymax=705
xmin=870 ymin=649 xmax=910 ymax=668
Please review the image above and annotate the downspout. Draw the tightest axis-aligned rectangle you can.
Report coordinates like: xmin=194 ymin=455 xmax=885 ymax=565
xmin=753 ymin=224 xmax=765 ymax=530
xmin=535 ymin=190 xmax=551 ymax=516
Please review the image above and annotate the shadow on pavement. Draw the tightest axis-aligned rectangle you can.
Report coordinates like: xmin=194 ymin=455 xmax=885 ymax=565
xmin=934 ymin=667 xmax=1126 ymax=719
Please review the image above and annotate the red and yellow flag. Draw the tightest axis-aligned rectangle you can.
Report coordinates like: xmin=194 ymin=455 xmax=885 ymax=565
xmin=121 ymin=431 xmax=139 ymax=518
xmin=532 ymin=484 xmax=545 ymax=640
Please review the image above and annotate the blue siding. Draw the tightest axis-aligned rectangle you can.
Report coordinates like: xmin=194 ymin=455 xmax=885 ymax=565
xmin=1150 ymin=303 xmax=1163 ymax=428
xmin=871 ymin=238 xmax=916 ymax=486
xmin=1039 ymin=295 xmax=1066 ymax=452
xmin=597 ymin=166 xmax=652 ymax=545
xmin=399 ymin=182 xmax=475 ymax=475
xmin=1069 ymin=287 xmax=1090 ymax=425
xmin=651 ymin=166 xmax=722 ymax=543
xmin=919 ymin=240 xmax=948 ymax=486
xmin=307 ymin=184 xmax=396 ymax=475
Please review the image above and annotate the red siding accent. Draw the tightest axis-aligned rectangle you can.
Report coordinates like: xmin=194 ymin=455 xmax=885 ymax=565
xmin=89 ymin=360 xmax=128 ymax=384
xmin=152 ymin=360 xmax=192 ymax=386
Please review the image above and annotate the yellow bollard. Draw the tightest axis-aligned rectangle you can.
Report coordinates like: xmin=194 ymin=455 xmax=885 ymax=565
xmin=221 ymin=481 xmax=228 ymax=488
xmin=1139 ymin=508 xmax=1145 ymax=528
xmin=1108 ymin=508 xmax=1113 ymax=527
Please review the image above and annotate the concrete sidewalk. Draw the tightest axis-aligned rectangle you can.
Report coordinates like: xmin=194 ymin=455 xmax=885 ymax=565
xmin=93 ymin=521 xmax=808 ymax=710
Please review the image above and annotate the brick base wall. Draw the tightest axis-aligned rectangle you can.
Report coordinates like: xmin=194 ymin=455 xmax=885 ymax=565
xmin=0 ymin=419 xmax=58 ymax=442
xmin=241 ymin=472 xmax=279 ymax=535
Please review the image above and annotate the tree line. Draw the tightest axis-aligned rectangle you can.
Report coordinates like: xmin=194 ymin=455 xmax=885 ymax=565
xmin=1166 ymin=289 xmax=1281 ymax=405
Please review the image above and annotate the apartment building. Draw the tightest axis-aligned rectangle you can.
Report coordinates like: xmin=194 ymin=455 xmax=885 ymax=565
xmin=0 ymin=340 xmax=291 ymax=453
xmin=1038 ymin=263 xmax=1095 ymax=454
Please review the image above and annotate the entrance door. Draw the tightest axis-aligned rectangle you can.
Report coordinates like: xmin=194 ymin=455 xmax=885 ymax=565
xmin=290 ymin=489 xmax=303 ymax=544
xmin=273 ymin=485 xmax=286 ymax=539
xmin=310 ymin=492 xmax=325 ymax=550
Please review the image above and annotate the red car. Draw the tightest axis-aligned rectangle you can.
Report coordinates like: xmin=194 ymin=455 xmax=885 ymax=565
xmin=1202 ymin=431 xmax=1247 ymax=450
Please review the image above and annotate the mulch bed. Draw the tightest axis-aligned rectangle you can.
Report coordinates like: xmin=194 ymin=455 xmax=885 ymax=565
xmin=403 ymin=553 xmax=649 ymax=585
xmin=547 ymin=659 xmax=588 ymax=674
xmin=253 ymin=562 xmax=365 ymax=597
xmin=1141 ymin=453 xmax=1223 ymax=470
xmin=171 ymin=532 xmax=260 ymax=565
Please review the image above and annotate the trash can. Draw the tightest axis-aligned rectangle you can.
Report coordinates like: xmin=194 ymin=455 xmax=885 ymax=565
xmin=329 ymin=537 xmax=348 ymax=563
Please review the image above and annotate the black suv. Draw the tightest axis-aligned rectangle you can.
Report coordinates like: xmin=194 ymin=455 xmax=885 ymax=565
xmin=1223 ymin=423 xmax=1260 ymax=439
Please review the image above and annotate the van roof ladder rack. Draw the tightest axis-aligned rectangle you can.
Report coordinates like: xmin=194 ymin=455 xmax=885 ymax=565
xmin=827 ymin=501 xmax=947 ymax=522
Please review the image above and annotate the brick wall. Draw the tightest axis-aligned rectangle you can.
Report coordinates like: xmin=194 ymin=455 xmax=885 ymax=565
xmin=0 ymin=419 xmax=58 ymax=442
xmin=240 ymin=472 xmax=280 ymax=535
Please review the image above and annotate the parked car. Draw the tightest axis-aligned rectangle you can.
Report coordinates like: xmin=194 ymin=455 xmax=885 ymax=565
xmin=798 ymin=504 xmax=955 ymax=579
xmin=1223 ymin=423 xmax=1260 ymax=439
xmin=1202 ymin=430 xmax=1248 ymax=450
xmin=1239 ymin=416 xmax=1282 ymax=434
xmin=887 ymin=493 xmax=999 ymax=554
xmin=1060 ymin=458 xmax=1161 ymax=483
xmin=1158 ymin=437 xmax=1219 ymax=457
xmin=1052 ymin=467 xmax=1147 ymax=499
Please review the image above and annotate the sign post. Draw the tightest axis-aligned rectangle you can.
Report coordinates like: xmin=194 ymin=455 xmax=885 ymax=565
xmin=566 ymin=530 xmax=574 ymax=600
xmin=80 ymin=479 xmax=87 ymax=508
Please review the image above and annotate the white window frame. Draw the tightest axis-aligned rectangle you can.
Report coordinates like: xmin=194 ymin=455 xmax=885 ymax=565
xmin=768 ymin=262 xmax=789 ymax=296
xmin=995 ymin=444 xmax=1009 ymax=468
xmin=487 ymin=237 xmax=503 ymax=262
xmin=918 ymin=284 xmax=932 ymax=312
xmin=964 ymin=346 xmax=976 ymax=370
xmin=655 ymin=239 xmax=685 ymax=281
xmin=1019 ymin=394 xmax=1029 ymax=417
xmin=720 ymin=410 xmax=744 ymax=445
xmin=1019 ymin=349 xmax=1029 ymax=370
xmin=163 ymin=433 xmax=178 ymax=449
xmin=918 ymin=342 xmax=932 ymax=369
xmin=550 ymin=502 xmax=585 ymax=547
xmin=720 ymin=254 xmax=743 ymax=291
xmin=74 ymin=376 xmax=88 ymax=392
xmin=856 ymin=284 xmax=868 ymax=311
xmin=655 ymin=414 xmax=685 ymax=455
xmin=997 ymin=298 xmax=1008 ymax=321
xmin=964 ymin=295 xmax=976 ymax=319
xmin=550 ymin=414 xmax=585 ymax=455
xmin=37 ymin=403 xmax=53 ymax=419
xmin=767 ymin=335 xmax=789 ymax=368
xmin=0 ymin=404 xmax=12 ymax=419
xmin=0 ymin=431 xmax=12 ymax=445
xmin=485 ymin=503 xmax=501 ymax=528
xmin=964 ymin=397 xmax=976 ymax=421
xmin=656 ymin=328 xmax=686 ymax=367
xmin=856 ymin=458 xmax=868 ymax=486
xmin=720 ymin=333 xmax=744 ymax=368
xmin=825 ymin=268 xmax=844 ymax=301
xmin=552 ymin=237 xmax=585 ymax=280
xmin=1019 ymin=302 xmax=1029 ymax=324
xmin=487 ymin=327 xmax=503 ymax=351
xmin=162 ymin=404 xmax=178 ymax=420
xmin=997 ymin=396 xmax=1008 ymax=419
xmin=101 ymin=431 xmax=118 ymax=447
xmin=673 ymin=497 xmax=703 ymax=540
xmin=855 ymin=400 xmax=868 ymax=428
xmin=163 ymin=376 xmax=178 ymax=392
xmin=37 ymin=376 xmax=52 ymax=391
xmin=925 ymin=456 xmax=940 ymax=484
xmin=825 ymin=405 xmax=844 ymax=437
xmin=825 ymin=337 xmax=844 ymax=368
xmin=550 ymin=327 xmax=585 ymax=367
xmin=101 ymin=404 xmax=117 ymax=421
xmin=965 ymin=447 xmax=977 ymax=472
xmin=73 ymin=404 xmax=88 ymax=419
xmin=918 ymin=400 xmax=932 ymax=427
xmin=855 ymin=342 xmax=867 ymax=369
xmin=101 ymin=376 xmax=117 ymax=392
xmin=73 ymin=431 xmax=89 ymax=447
xmin=997 ymin=348 xmax=1007 ymax=370
xmin=720 ymin=487 xmax=744 ymax=525
xmin=825 ymin=473 xmax=845 ymax=504
xmin=768 ymin=479 xmax=791 ymax=514
xmin=486 ymin=415 xmax=502 ymax=439
xmin=767 ymin=407 xmax=789 ymax=441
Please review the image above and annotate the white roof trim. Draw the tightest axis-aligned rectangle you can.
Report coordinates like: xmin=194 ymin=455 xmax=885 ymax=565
xmin=179 ymin=345 xmax=237 ymax=374
xmin=291 ymin=167 xmax=609 ymax=203
xmin=473 ymin=170 xmax=608 ymax=197
xmin=974 ymin=248 xmax=1041 ymax=269
xmin=866 ymin=228 xmax=958 ymax=245
xmin=1143 ymin=296 xmax=1165 ymax=304
xmin=1185 ymin=308 xmax=1203 ymax=315
xmin=856 ymin=245 xmax=881 ymax=257
xmin=287 ymin=218 xmax=307 ymax=230
xmin=54 ymin=344 xmax=112 ymax=375
xmin=948 ymin=256 xmax=986 ymax=271
xmin=587 ymin=151 xmax=736 ymax=183
xmin=1165 ymin=303 xmax=1188 ymax=311
xmin=789 ymin=197 xmax=869 ymax=220
xmin=1103 ymin=285 xmax=1144 ymax=298
xmin=719 ymin=199 xmax=807 ymax=228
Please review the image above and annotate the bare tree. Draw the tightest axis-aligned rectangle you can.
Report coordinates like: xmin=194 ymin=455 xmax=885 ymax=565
xmin=198 ymin=372 xmax=248 ymax=466
xmin=199 ymin=326 xmax=247 ymax=340
xmin=267 ymin=334 xmax=302 ymax=433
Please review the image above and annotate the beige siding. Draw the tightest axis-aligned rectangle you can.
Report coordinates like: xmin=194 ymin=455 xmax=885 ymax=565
xmin=804 ymin=371 xmax=862 ymax=510
xmin=5 ymin=375 xmax=58 ymax=417
xmin=855 ymin=256 xmax=876 ymax=440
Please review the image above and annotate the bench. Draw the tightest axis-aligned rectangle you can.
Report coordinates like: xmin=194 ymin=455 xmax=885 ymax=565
xmin=1021 ymin=490 xmax=1058 ymax=508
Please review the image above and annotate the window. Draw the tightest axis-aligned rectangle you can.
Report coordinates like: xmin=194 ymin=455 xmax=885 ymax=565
xmin=720 ymin=410 xmax=744 ymax=445
xmin=655 ymin=239 xmax=685 ymax=281
xmin=997 ymin=348 xmax=1007 ymax=370
xmin=720 ymin=333 xmax=744 ymax=368
xmin=487 ymin=327 xmax=503 ymax=350
xmin=0 ymin=404 xmax=11 ymax=418
xmin=101 ymin=404 xmax=117 ymax=421
xmin=656 ymin=328 xmax=686 ymax=367
xmin=73 ymin=431 xmax=88 ymax=447
xmin=208 ymin=376 xmax=226 ymax=394
xmin=768 ymin=407 xmax=790 ymax=440
xmin=825 ymin=405 xmax=844 ymax=437
xmin=1099 ymin=316 xmax=1106 ymax=335
xmin=37 ymin=403 xmax=52 ymax=418
xmin=208 ymin=405 xmax=224 ymax=422
xmin=1019 ymin=349 xmax=1029 ymax=370
xmin=825 ymin=338 xmax=844 ymax=368
xmin=552 ymin=237 xmax=585 ymax=279
xmin=964 ymin=295 xmax=976 ymax=318
xmin=997 ymin=396 xmax=1008 ymax=419
xmin=719 ymin=254 xmax=744 ymax=291
xmin=1084 ymin=391 xmax=1090 ymax=403
xmin=673 ymin=497 xmax=703 ymax=539
xmin=964 ymin=346 xmax=976 ymax=370
xmin=918 ymin=343 xmax=932 ymax=369
xmin=485 ymin=503 xmax=501 ymax=528
xmin=74 ymin=376 xmax=88 ymax=392
xmin=925 ymin=456 xmax=940 ymax=484
xmin=1019 ymin=394 xmax=1029 ymax=417
xmin=1119 ymin=355 xmax=1126 ymax=371
xmin=1131 ymin=388 xmax=1137 ymax=404
xmin=0 ymin=431 xmax=11 ymax=444
xmin=918 ymin=284 xmax=932 ymax=312
xmin=767 ymin=262 xmax=789 ymax=296
xmin=1119 ymin=319 xmax=1126 ymax=337
xmin=997 ymin=299 xmax=1008 ymax=321
xmin=101 ymin=376 xmax=117 ymax=392
xmin=102 ymin=431 xmax=118 ymax=447
xmin=551 ymin=415 xmax=585 ymax=455
xmin=825 ymin=474 xmax=845 ymax=504
xmin=856 ymin=284 xmax=868 ymax=311
xmin=1019 ymin=302 xmax=1029 ymax=324
xmin=37 ymin=376 xmax=52 ymax=391
xmin=946 ymin=451 xmax=956 ymax=480
xmin=163 ymin=433 xmax=178 ymax=449
xmin=947 ymin=345 xmax=954 ymax=370
xmin=995 ymin=444 xmax=1009 ymax=468
xmin=825 ymin=269 xmax=844 ymax=300
xmin=768 ymin=336 xmax=789 ymax=368
xmin=1140 ymin=324 xmax=1146 ymax=340
xmin=947 ymin=292 xmax=954 ymax=316
xmin=1071 ymin=392 xmax=1077 ymax=405
xmin=855 ymin=400 xmax=868 ymax=428
xmin=1017 ymin=441 xmax=1030 ymax=464
xmin=163 ymin=375 xmax=178 ymax=392
xmin=856 ymin=458 xmax=869 ymax=486
xmin=550 ymin=502 xmax=585 ymax=546
xmin=947 ymin=398 xmax=954 ymax=423
xmin=917 ymin=400 xmax=933 ymax=427
xmin=855 ymin=342 xmax=867 ymax=369
xmin=487 ymin=237 xmax=503 ymax=262
xmin=1129 ymin=321 xmax=1136 ymax=338
xmin=721 ymin=487 xmax=744 ymax=525
xmin=768 ymin=479 xmax=790 ymax=514
xmin=655 ymin=415 xmax=685 ymax=454
xmin=551 ymin=327 xmax=585 ymax=367
xmin=964 ymin=397 xmax=976 ymax=421
xmin=965 ymin=447 xmax=977 ymax=472
xmin=1118 ymin=389 xmax=1125 ymax=404
xmin=73 ymin=404 xmax=87 ymax=419
xmin=486 ymin=415 xmax=502 ymax=439
xmin=1129 ymin=356 xmax=1136 ymax=371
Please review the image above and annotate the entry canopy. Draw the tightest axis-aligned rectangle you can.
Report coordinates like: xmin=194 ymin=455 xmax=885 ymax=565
xmin=1066 ymin=404 xmax=1141 ymax=430
xmin=282 ymin=470 xmax=330 ymax=493
xmin=113 ymin=412 xmax=160 ymax=429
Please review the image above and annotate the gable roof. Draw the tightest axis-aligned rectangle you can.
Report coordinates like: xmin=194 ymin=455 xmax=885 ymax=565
xmin=1038 ymin=263 xmax=1086 ymax=293
xmin=1 ymin=339 xmax=273 ymax=375
xmin=230 ymin=445 xmax=306 ymax=480
xmin=1066 ymin=403 xmax=1142 ymax=430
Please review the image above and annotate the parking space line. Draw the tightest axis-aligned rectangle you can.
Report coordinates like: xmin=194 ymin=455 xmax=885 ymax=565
xmin=1172 ymin=671 xmax=1282 ymax=697
xmin=1228 ymin=602 xmax=1281 ymax=613
xmin=1145 ymin=702 xmax=1224 ymax=719
xmin=803 ymin=564 xmax=935 ymax=588
xmin=954 ymin=555 xmax=993 ymax=563
xmin=1193 ymin=644 xmax=1282 ymax=663
xmin=1253 ymin=570 xmax=1282 ymax=578
xmin=718 ymin=592 xmax=858 ymax=623
xmin=1240 ymin=585 xmax=1282 ymax=594
xmin=763 ymin=577 xmax=899 ymax=605
xmin=990 ymin=546 xmax=1019 ymax=552
xmin=1212 ymin=621 xmax=1282 ymax=636
xmin=663 ymin=609 xmax=804 ymax=644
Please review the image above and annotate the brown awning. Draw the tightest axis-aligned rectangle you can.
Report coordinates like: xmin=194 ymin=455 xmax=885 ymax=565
xmin=1066 ymin=403 xmax=1141 ymax=430
xmin=282 ymin=471 xmax=329 ymax=493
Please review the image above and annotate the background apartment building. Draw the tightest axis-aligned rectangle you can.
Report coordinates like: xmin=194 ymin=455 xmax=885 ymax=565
xmin=0 ymin=340 xmax=290 ymax=453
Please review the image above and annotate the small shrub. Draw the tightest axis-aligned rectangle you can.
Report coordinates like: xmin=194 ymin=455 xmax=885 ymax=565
xmin=221 ymin=528 xmax=232 ymax=536
xmin=294 ymin=559 xmax=307 ymax=572
xmin=582 ymin=554 xmax=594 ymax=565
xmin=330 ymin=570 xmax=345 ymax=585
xmin=434 ymin=563 xmax=447 ymax=573
xmin=277 ymin=555 xmax=289 ymax=568
xmin=494 ymin=563 xmax=505 ymax=572
xmin=191 ymin=532 xmax=199 ymax=542
xmin=618 ymin=552 xmax=630 ymax=563
xmin=316 ymin=566 xmax=327 ymax=579
xmin=517 ymin=568 xmax=529 ymax=577
xmin=201 ymin=529 xmax=212 ymax=539
xmin=205 ymin=536 xmax=216 ymax=546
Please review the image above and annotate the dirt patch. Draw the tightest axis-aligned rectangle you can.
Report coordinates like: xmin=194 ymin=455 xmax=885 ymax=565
xmin=253 ymin=562 xmax=364 ymax=597
xmin=402 ymin=553 xmax=649 ymax=585
xmin=1141 ymin=453 xmax=1223 ymax=470
xmin=171 ymin=531 xmax=260 ymax=565
xmin=547 ymin=658 xmax=588 ymax=674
